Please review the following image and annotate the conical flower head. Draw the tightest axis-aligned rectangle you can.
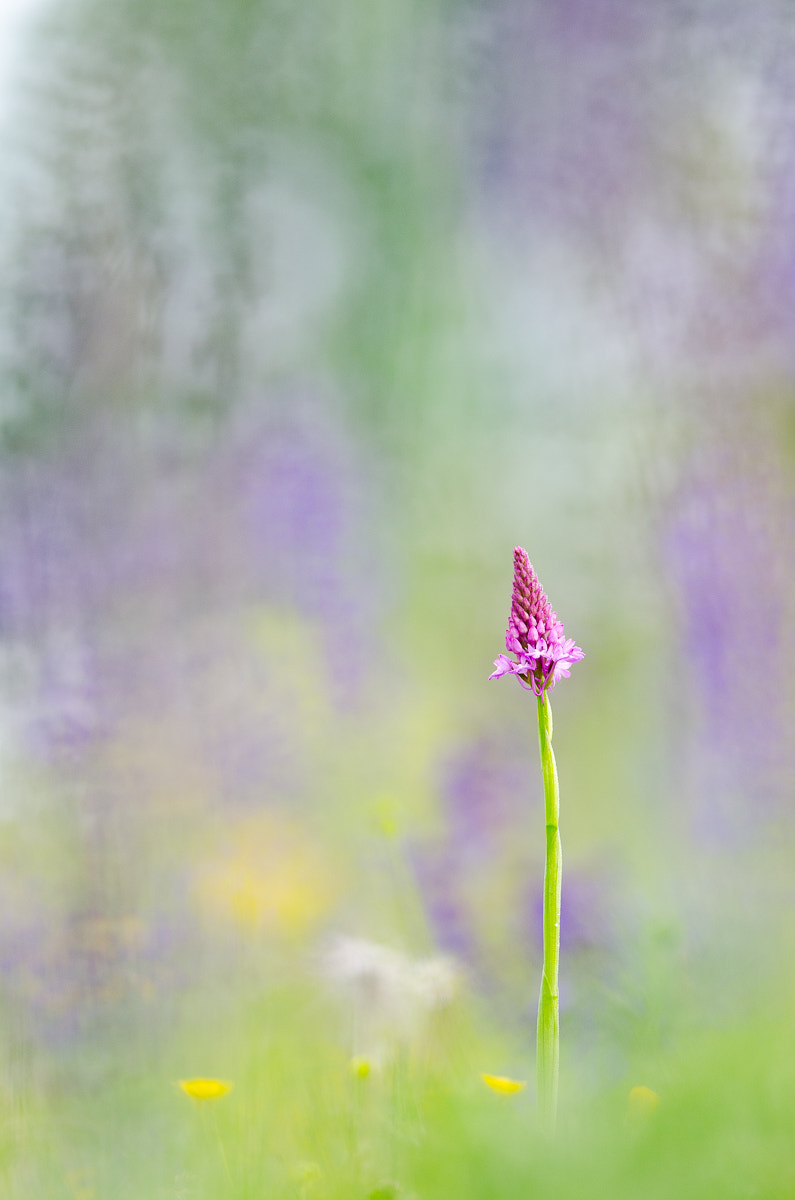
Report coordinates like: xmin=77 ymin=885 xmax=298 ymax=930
xmin=489 ymin=547 xmax=584 ymax=696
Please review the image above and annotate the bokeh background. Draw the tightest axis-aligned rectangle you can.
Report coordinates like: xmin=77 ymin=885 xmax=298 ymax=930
xmin=1 ymin=1 xmax=794 ymax=1196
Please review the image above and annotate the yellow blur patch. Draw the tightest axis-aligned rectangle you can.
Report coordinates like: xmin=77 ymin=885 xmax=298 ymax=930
xmin=628 ymin=1085 xmax=660 ymax=1117
xmin=349 ymin=1056 xmax=372 ymax=1079
xmin=373 ymin=796 xmax=399 ymax=838
xmin=178 ymin=1078 xmax=233 ymax=1101
xmin=194 ymin=813 xmax=338 ymax=936
xmin=481 ymin=1073 xmax=526 ymax=1095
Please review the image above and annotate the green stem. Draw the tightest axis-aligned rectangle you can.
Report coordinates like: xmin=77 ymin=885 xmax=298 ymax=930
xmin=536 ymin=689 xmax=560 ymax=1134
xmin=203 ymin=1104 xmax=232 ymax=1185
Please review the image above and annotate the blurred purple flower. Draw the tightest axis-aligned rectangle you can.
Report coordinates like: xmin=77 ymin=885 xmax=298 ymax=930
xmin=440 ymin=736 xmax=525 ymax=858
xmin=526 ymin=869 xmax=614 ymax=958
xmin=666 ymin=466 xmax=790 ymax=834
xmin=409 ymin=845 xmax=475 ymax=961
xmin=410 ymin=734 xmax=530 ymax=961
xmin=477 ymin=0 xmax=652 ymax=237
xmin=490 ymin=546 xmax=584 ymax=696
xmin=0 ymin=878 xmax=197 ymax=1047
xmin=239 ymin=409 xmax=380 ymax=700
xmin=26 ymin=634 xmax=115 ymax=761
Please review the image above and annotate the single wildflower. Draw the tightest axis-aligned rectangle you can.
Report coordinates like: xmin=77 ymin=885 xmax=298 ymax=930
xmin=179 ymin=1078 xmax=234 ymax=1183
xmin=323 ymin=936 xmax=459 ymax=1065
xmin=489 ymin=547 xmax=583 ymax=1136
xmin=178 ymin=1078 xmax=233 ymax=1101
xmin=481 ymin=1073 xmax=527 ymax=1095
xmin=489 ymin=547 xmax=584 ymax=697
xmin=349 ymin=1055 xmax=372 ymax=1079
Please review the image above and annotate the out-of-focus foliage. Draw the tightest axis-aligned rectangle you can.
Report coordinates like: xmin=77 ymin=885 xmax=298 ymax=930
xmin=0 ymin=0 xmax=794 ymax=1195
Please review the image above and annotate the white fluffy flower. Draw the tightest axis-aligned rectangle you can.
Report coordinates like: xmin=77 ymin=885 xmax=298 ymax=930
xmin=322 ymin=936 xmax=460 ymax=1063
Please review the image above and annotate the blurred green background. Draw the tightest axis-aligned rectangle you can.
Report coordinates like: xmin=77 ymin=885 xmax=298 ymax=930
xmin=0 ymin=0 xmax=794 ymax=1196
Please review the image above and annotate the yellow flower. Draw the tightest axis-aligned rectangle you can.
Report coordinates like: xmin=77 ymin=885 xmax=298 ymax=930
xmin=481 ymin=1073 xmax=526 ymax=1095
xmin=178 ymin=1078 xmax=233 ymax=1101
xmin=349 ymin=1056 xmax=372 ymax=1079
xmin=628 ymin=1085 xmax=660 ymax=1117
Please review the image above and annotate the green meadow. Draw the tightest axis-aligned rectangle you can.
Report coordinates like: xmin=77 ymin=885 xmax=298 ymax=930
xmin=1 ymin=0 xmax=794 ymax=1195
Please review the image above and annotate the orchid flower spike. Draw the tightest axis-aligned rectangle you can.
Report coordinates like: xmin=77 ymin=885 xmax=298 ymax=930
xmin=489 ymin=547 xmax=584 ymax=696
